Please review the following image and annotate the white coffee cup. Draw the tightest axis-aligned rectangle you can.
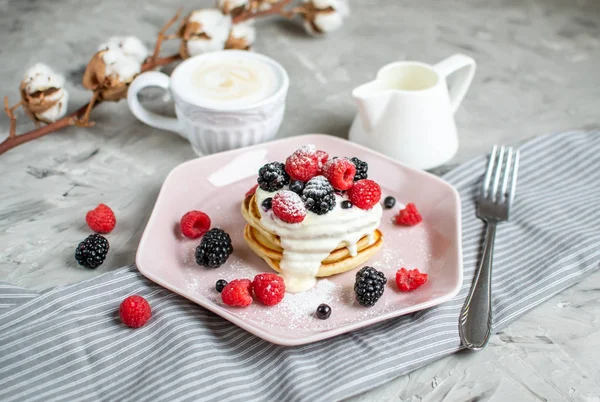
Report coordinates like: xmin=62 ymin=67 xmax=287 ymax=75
xmin=127 ymin=50 xmax=289 ymax=156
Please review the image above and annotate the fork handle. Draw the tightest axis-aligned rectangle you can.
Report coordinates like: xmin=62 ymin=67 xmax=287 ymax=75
xmin=459 ymin=221 xmax=496 ymax=350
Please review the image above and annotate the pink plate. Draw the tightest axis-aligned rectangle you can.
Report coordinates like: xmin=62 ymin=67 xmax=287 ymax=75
xmin=136 ymin=134 xmax=462 ymax=346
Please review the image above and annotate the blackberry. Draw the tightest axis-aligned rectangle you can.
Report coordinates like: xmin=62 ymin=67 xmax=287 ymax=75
xmin=316 ymin=303 xmax=332 ymax=320
xmin=349 ymin=157 xmax=368 ymax=181
xmin=257 ymin=162 xmax=290 ymax=192
xmin=341 ymin=200 xmax=353 ymax=209
xmin=75 ymin=234 xmax=109 ymax=269
xmin=289 ymin=180 xmax=305 ymax=195
xmin=302 ymin=176 xmax=336 ymax=215
xmin=195 ymin=228 xmax=234 ymax=268
xmin=262 ymin=197 xmax=273 ymax=211
xmin=384 ymin=196 xmax=396 ymax=209
xmin=354 ymin=266 xmax=387 ymax=306
xmin=215 ymin=279 xmax=228 ymax=293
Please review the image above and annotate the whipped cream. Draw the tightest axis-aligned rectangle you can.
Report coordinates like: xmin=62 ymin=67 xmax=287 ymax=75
xmin=255 ymin=187 xmax=382 ymax=293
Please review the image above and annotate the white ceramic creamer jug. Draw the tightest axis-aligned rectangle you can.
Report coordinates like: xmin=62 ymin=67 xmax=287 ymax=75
xmin=349 ymin=54 xmax=476 ymax=170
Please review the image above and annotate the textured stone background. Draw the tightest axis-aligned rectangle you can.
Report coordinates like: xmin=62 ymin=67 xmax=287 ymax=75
xmin=0 ymin=0 xmax=599 ymax=400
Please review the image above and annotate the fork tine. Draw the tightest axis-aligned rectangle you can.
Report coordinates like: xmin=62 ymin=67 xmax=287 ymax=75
xmin=500 ymin=147 xmax=514 ymax=202
xmin=508 ymin=150 xmax=520 ymax=205
xmin=490 ymin=146 xmax=505 ymax=202
xmin=482 ymin=145 xmax=498 ymax=197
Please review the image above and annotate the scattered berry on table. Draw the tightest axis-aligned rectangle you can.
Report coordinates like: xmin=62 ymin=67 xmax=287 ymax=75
xmin=341 ymin=200 xmax=353 ymax=209
xmin=395 ymin=203 xmax=422 ymax=226
xmin=75 ymin=234 xmax=109 ymax=269
xmin=119 ymin=295 xmax=152 ymax=328
xmin=258 ymin=162 xmax=290 ymax=192
xmin=316 ymin=303 xmax=332 ymax=319
xmin=322 ymin=158 xmax=356 ymax=191
xmin=252 ymin=273 xmax=286 ymax=306
xmin=85 ymin=203 xmax=116 ymax=234
xmin=180 ymin=210 xmax=211 ymax=239
xmin=396 ymin=268 xmax=428 ymax=292
xmin=262 ymin=197 xmax=273 ymax=211
xmin=383 ymin=196 xmax=396 ymax=209
xmin=354 ymin=266 xmax=387 ymax=306
xmin=195 ymin=228 xmax=234 ymax=268
xmin=215 ymin=279 xmax=228 ymax=293
xmin=302 ymin=175 xmax=336 ymax=215
xmin=349 ymin=157 xmax=368 ymax=181
xmin=315 ymin=150 xmax=329 ymax=169
xmin=285 ymin=145 xmax=321 ymax=182
xmin=245 ymin=184 xmax=259 ymax=198
xmin=222 ymin=279 xmax=253 ymax=307
xmin=272 ymin=190 xmax=307 ymax=223
xmin=347 ymin=179 xmax=382 ymax=210
xmin=289 ymin=180 xmax=305 ymax=195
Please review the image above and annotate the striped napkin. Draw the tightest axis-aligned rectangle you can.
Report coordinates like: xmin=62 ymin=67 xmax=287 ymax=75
xmin=1 ymin=130 xmax=599 ymax=402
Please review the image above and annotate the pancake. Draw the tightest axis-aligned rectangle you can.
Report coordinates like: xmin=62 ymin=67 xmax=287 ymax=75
xmin=241 ymin=194 xmax=383 ymax=277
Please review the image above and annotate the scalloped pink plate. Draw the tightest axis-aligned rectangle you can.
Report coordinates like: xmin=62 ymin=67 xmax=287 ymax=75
xmin=136 ymin=134 xmax=462 ymax=346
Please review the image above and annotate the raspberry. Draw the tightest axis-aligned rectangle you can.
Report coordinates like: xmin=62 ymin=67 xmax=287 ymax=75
xmin=316 ymin=150 xmax=329 ymax=168
xmin=85 ymin=204 xmax=116 ymax=234
xmin=395 ymin=203 xmax=422 ymax=226
xmin=322 ymin=158 xmax=356 ymax=191
xmin=119 ymin=295 xmax=152 ymax=328
xmin=252 ymin=273 xmax=285 ymax=306
xmin=285 ymin=145 xmax=320 ymax=182
xmin=347 ymin=179 xmax=381 ymax=210
xmin=245 ymin=184 xmax=259 ymax=198
xmin=180 ymin=210 xmax=211 ymax=239
xmin=272 ymin=190 xmax=307 ymax=223
xmin=221 ymin=279 xmax=253 ymax=307
xmin=395 ymin=268 xmax=428 ymax=292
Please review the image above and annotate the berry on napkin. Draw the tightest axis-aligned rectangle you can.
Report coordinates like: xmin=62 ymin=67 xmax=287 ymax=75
xmin=119 ymin=295 xmax=152 ymax=328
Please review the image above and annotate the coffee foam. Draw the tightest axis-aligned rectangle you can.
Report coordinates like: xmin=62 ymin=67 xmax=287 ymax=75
xmin=190 ymin=57 xmax=278 ymax=106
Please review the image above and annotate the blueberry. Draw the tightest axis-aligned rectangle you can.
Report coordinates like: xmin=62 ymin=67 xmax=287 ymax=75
xmin=262 ymin=197 xmax=273 ymax=210
xmin=215 ymin=279 xmax=228 ymax=293
xmin=289 ymin=180 xmax=305 ymax=195
xmin=341 ymin=200 xmax=353 ymax=209
xmin=316 ymin=304 xmax=332 ymax=320
xmin=383 ymin=196 xmax=396 ymax=209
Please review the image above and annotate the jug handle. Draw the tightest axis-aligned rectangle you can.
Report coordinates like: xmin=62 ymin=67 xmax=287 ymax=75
xmin=434 ymin=54 xmax=476 ymax=114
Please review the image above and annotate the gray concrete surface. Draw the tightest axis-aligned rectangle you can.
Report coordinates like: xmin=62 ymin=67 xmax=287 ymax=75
xmin=0 ymin=0 xmax=599 ymax=400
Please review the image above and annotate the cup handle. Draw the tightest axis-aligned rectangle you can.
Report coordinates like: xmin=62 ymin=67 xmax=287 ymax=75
xmin=433 ymin=54 xmax=476 ymax=114
xmin=127 ymin=71 xmax=182 ymax=136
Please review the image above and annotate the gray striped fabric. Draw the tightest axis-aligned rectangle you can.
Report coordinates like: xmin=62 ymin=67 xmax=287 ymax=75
xmin=0 ymin=130 xmax=599 ymax=402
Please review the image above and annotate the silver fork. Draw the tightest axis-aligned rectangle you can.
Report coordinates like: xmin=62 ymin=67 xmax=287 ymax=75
xmin=459 ymin=145 xmax=520 ymax=350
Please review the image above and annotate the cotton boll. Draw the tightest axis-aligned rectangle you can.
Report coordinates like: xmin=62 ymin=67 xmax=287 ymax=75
xmin=179 ymin=9 xmax=232 ymax=58
xmin=226 ymin=21 xmax=256 ymax=50
xmin=301 ymin=0 xmax=349 ymax=35
xmin=97 ymin=36 xmax=149 ymax=82
xmin=20 ymin=63 xmax=69 ymax=123
xmin=218 ymin=0 xmax=249 ymax=15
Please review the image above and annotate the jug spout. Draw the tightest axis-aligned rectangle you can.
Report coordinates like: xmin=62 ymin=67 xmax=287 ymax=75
xmin=352 ymin=80 xmax=391 ymax=133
